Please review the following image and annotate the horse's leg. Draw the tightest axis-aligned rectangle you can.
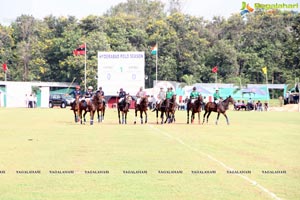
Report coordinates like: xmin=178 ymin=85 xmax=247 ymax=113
xmin=145 ymin=111 xmax=147 ymax=124
xmin=97 ymin=110 xmax=100 ymax=123
xmin=160 ymin=110 xmax=165 ymax=124
xmin=134 ymin=109 xmax=137 ymax=124
xmin=198 ymin=112 xmax=201 ymax=124
xmin=118 ymin=109 xmax=121 ymax=124
xmin=187 ymin=109 xmax=190 ymax=124
xmin=83 ymin=110 xmax=88 ymax=124
xmin=164 ymin=111 xmax=168 ymax=123
xmin=191 ymin=112 xmax=194 ymax=124
xmin=90 ymin=111 xmax=94 ymax=125
xmin=73 ymin=110 xmax=77 ymax=123
xmin=202 ymin=111 xmax=207 ymax=124
xmin=215 ymin=112 xmax=220 ymax=125
xmin=125 ymin=112 xmax=127 ymax=124
xmin=140 ymin=110 xmax=143 ymax=124
xmin=223 ymin=113 xmax=230 ymax=125
xmin=206 ymin=111 xmax=211 ymax=124
xmin=81 ymin=110 xmax=85 ymax=124
xmin=122 ymin=112 xmax=125 ymax=124
xmin=102 ymin=108 xmax=105 ymax=122
xmin=156 ymin=109 xmax=159 ymax=124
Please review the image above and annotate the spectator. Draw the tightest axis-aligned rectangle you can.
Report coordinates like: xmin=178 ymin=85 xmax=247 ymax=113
xmin=256 ymin=100 xmax=263 ymax=111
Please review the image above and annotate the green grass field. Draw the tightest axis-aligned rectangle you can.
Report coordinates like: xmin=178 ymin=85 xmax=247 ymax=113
xmin=0 ymin=107 xmax=299 ymax=200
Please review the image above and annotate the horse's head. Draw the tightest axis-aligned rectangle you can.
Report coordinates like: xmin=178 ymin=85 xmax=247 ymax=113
xmin=125 ymin=95 xmax=132 ymax=104
xmin=141 ymin=97 xmax=148 ymax=106
xmin=171 ymin=94 xmax=176 ymax=102
xmin=227 ymin=95 xmax=235 ymax=104
xmin=198 ymin=95 xmax=203 ymax=102
xmin=75 ymin=94 xmax=80 ymax=101
xmin=93 ymin=93 xmax=103 ymax=105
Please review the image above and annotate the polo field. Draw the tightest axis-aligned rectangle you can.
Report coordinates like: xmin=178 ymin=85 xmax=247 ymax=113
xmin=0 ymin=107 xmax=299 ymax=200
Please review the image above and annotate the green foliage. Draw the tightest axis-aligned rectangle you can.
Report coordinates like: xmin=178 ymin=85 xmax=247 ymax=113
xmin=0 ymin=0 xmax=299 ymax=88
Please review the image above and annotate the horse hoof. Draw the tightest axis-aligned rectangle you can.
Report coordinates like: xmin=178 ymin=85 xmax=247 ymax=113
xmin=134 ymin=121 xmax=136 ymax=124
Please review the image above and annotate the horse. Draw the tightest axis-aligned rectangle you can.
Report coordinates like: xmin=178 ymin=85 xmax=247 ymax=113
xmin=134 ymin=97 xmax=148 ymax=124
xmin=70 ymin=95 xmax=80 ymax=123
xmin=117 ymin=95 xmax=131 ymax=124
xmin=95 ymin=92 xmax=105 ymax=123
xmin=78 ymin=95 xmax=100 ymax=125
xmin=165 ymin=95 xmax=177 ymax=123
xmin=202 ymin=96 xmax=235 ymax=125
xmin=154 ymin=99 xmax=169 ymax=124
xmin=187 ymin=95 xmax=203 ymax=124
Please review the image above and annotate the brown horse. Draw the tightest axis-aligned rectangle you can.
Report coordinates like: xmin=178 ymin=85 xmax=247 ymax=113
xmin=187 ymin=95 xmax=203 ymax=124
xmin=134 ymin=97 xmax=148 ymax=124
xmin=165 ymin=95 xmax=177 ymax=123
xmin=154 ymin=99 xmax=168 ymax=124
xmin=70 ymin=95 xmax=80 ymax=123
xmin=202 ymin=96 xmax=235 ymax=125
xmin=79 ymin=94 xmax=102 ymax=125
xmin=117 ymin=95 xmax=131 ymax=124
xmin=95 ymin=93 xmax=105 ymax=123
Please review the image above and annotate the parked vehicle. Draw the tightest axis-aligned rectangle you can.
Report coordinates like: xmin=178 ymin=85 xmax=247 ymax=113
xmin=49 ymin=94 xmax=68 ymax=108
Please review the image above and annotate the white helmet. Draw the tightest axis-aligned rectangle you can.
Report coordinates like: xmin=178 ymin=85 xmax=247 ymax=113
xmin=88 ymin=86 xmax=93 ymax=90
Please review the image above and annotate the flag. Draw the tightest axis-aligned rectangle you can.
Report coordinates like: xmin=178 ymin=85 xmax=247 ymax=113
xmin=262 ymin=66 xmax=267 ymax=74
xmin=2 ymin=63 xmax=7 ymax=72
xmin=212 ymin=66 xmax=218 ymax=73
xmin=73 ymin=43 xmax=86 ymax=56
xmin=151 ymin=44 xmax=157 ymax=55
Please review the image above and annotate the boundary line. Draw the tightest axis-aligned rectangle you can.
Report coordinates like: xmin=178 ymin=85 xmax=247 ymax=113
xmin=148 ymin=124 xmax=281 ymax=200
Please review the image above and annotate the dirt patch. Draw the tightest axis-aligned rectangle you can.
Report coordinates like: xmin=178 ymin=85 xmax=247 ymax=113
xmin=269 ymin=104 xmax=300 ymax=112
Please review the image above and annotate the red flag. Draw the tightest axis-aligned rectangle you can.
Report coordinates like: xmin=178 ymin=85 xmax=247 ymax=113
xmin=73 ymin=44 xmax=86 ymax=56
xmin=212 ymin=66 xmax=218 ymax=73
xmin=2 ymin=63 xmax=7 ymax=72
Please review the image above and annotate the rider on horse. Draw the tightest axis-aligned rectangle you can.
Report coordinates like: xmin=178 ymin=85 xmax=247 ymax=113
xmin=190 ymin=87 xmax=200 ymax=104
xmin=84 ymin=86 xmax=94 ymax=110
xmin=213 ymin=88 xmax=222 ymax=105
xmin=157 ymin=87 xmax=166 ymax=109
xmin=70 ymin=85 xmax=82 ymax=110
xmin=96 ymin=86 xmax=106 ymax=107
xmin=85 ymin=86 xmax=94 ymax=98
xmin=166 ymin=87 xmax=174 ymax=108
xmin=136 ymin=87 xmax=146 ymax=106
xmin=118 ymin=88 xmax=127 ymax=104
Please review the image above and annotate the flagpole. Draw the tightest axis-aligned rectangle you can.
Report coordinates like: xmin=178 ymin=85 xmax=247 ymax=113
xmin=155 ymin=42 xmax=158 ymax=86
xmin=84 ymin=42 xmax=87 ymax=92
xmin=266 ymin=71 xmax=269 ymax=110
xmin=4 ymin=71 xmax=7 ymax=81
xmin=215 ymin=72 xmax=217 ymax=88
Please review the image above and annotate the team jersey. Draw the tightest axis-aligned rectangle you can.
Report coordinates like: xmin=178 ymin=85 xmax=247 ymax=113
xmin=213 ymin=92 xmax=221 ymax=100
xmin=166 ymin=91 xmax=174 ymax=99
xmin=190 ymin=91 xmax=199 ymax=99
xmin=71 ymin=90 xmax=81 ymax=98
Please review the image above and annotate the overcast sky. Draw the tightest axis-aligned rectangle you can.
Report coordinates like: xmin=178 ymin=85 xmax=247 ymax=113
xmin=0 ymin=0 xmax=299 ymax=25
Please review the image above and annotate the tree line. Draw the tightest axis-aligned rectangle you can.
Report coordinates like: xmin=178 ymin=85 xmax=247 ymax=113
xmin=0 ymin=0 xmax=299 ymax=89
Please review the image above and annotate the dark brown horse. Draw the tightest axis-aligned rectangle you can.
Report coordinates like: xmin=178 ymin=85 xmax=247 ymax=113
xmin=165 ymin=95 xmax=177 ymax=123
xmin=70 ymin=95 xmax=80 ymax=123
xmin=134 ymin=97 xmax=148 ymax=124
xmin=95 ymin=93 xmax=105 ymax=123
xmin=117 ymin=95 xmax=131 ymax=124
xmin=202 ymin=96 xmax=235 ymax=125
xmin=187 ymin=95 xmax=203 ymax=124
xmin=154 ymin=99 xmax=168 ymax=124
xmin=79 ymin=94 xmax=102 ymax=125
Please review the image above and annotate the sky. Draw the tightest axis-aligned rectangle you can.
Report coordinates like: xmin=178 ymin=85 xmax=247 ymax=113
xmin=0 ymin=0 xmax=299 ymax=25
